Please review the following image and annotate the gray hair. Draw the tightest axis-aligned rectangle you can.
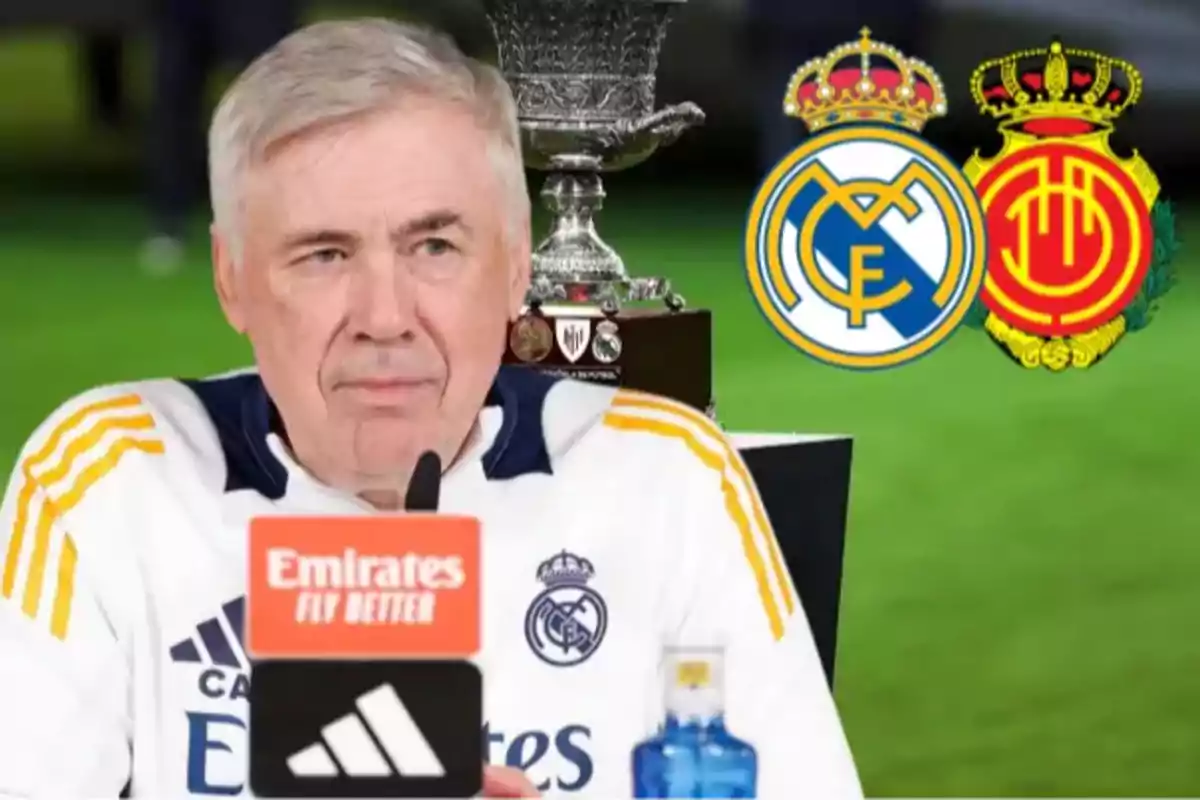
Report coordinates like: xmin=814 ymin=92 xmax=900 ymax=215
xmin=208 ymin=18 xmax=528 ymax=258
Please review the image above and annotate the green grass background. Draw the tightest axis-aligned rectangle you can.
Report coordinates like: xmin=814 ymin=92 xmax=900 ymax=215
xmin=3 ymin=32 xmax=1200 ymax=797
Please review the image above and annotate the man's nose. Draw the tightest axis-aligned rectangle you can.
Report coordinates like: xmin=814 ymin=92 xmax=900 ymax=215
xmin=347 ymin=251 xmax=418 ymax=341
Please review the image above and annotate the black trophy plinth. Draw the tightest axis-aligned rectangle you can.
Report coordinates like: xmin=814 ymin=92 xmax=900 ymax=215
xmin=505 ymin=306 xmax=713 ymax=415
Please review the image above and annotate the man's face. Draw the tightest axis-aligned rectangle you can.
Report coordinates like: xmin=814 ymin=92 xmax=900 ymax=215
xmin=213 ymin=99 xmax=530 ymax=497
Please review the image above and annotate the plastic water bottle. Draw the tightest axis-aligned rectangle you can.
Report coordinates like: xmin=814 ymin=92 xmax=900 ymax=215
xmin=632 ymin=645 xmax=757 ymax=797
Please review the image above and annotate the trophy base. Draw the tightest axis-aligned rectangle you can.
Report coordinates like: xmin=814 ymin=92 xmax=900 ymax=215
xmin=527 ymin=275 xmax=682 ymax=311
xmin=504 ymin=305 xmax=713 ymax=415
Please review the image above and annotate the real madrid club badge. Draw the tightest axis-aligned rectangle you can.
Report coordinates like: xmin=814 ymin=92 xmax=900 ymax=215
xmin=745 ymin=28 xmax=987 ymax=370
xmin=591 ymin=319 xmax=622 ymax=364
xmin=524 ymin=551 xmax=607 ymax=668
xmin=509 ymin=311 xmax=554 ymax=363
xmin=962 ymin=38 xmax=1179 ymax=370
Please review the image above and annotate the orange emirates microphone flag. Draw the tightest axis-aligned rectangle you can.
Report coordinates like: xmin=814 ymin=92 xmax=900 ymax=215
xmin=245 ymin=515 xmax=481 ymax=659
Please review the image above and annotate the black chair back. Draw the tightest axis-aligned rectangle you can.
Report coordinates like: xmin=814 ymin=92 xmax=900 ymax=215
xmin=738 ymin=436 xmax=853 ymax=686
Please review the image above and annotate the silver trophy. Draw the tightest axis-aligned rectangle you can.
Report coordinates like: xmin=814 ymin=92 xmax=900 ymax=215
xmin=482 ymin=0 xmax=705 ymax=312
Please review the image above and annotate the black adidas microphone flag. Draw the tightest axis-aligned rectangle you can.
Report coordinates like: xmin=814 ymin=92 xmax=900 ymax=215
xmin=403 ymin=451 xmax=442 ymax=512
xmin=250 ymin=446 xmax=483 ymax=798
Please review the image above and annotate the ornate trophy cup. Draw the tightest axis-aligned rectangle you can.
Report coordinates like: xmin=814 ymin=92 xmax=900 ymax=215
xmin=486 ymin=0 xmax=714 ymax=414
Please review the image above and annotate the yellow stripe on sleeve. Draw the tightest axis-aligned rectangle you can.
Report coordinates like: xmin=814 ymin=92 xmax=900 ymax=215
xmin=21 ymin=437 xmax=165 ymax=623
xmin=1 ymin=480 xmax=34 ymax=600
xmin=37 ymin=414 xmax=156 ymax=487
xmin=3 ymin=394 xmax=143 ymax=599
xmin=20 ymin=503 xmax=59 ymax=619
xmin=612 ymin=390 xmax=798 ymax=614
xmin=603 ymin=410 xmax=785 ymax=641
xmin=50 ymin=534 xmax=78 ymax=641
xmin=4 ymin=394 xmax=163 ymax=641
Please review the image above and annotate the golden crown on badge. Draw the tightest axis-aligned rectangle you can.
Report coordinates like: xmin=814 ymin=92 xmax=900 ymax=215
xmin=969 ymin=37 xmax=1143 ymax=128
xmin=783 ymin=27 xmax=948 ymax=133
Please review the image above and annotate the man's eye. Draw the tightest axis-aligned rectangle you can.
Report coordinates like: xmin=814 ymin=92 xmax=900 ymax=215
xmin=308 ymin=248 xmax=346 ymax=264
xmin=418 ymin=237 xmax=457 ymax=256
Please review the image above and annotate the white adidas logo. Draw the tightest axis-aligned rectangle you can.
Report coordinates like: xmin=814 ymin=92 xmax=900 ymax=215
xmin=287 ymin=683 xmax=446 ymax=778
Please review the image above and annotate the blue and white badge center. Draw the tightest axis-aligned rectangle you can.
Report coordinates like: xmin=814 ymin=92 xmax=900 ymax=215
xmin=746 ymin=125 xmax=987 ymax=370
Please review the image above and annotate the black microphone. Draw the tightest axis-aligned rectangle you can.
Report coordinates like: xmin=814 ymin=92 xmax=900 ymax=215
xmin=404 ymin=450 xmax=442 ymax=511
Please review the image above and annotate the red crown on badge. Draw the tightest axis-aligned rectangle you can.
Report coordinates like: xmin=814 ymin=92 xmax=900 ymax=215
xmin=784 ymin=27 xmax=948 ymax=133
xmin=970 ymin=37 xmax=1142 ymax=134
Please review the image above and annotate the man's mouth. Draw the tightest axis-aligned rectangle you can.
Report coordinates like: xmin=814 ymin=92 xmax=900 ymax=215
xmin=335 ymin=378 xmax=440 ymax=405
xmin=340 ymin=378 xmax=435 ymax=390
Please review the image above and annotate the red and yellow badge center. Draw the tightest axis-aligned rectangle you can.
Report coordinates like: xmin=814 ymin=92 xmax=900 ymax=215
xmin=976 ymin=141 xmax=1152 ymax=337
xmin=246 ymin=516 xmax=480 ymax=659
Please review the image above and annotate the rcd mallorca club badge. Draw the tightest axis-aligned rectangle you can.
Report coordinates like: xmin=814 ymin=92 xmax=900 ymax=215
xmin=745 ymin=28 xmax=987 ymax=369
xmin=962 ymin=37 xmax=1179 ymax=370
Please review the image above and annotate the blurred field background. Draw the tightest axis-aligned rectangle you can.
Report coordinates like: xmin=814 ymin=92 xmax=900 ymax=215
xmin=3 ymin=3 xmax=1200 ymax=796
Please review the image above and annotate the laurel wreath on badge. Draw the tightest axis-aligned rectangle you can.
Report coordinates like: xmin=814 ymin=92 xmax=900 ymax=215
xmin=965 ymin=199 xmax=1179 ymax=370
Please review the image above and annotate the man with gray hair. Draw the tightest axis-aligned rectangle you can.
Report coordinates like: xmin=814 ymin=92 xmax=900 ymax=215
xmin=0 ymin=19 xmax=862 ymax=798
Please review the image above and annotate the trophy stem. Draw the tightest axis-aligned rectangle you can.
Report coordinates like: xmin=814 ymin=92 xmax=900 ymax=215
xmin=529 ymin=170 xmax=681 ymax=311
xmin=532 ymin=170 xmax=626 ymax=294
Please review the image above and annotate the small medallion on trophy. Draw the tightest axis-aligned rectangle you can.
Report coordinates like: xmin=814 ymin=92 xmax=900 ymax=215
xmin=555 ymin=319 xmax=592 ymax=364
xmin=509 ymin=313 xmax=554 ymax=363
xmin=591 ymin=319 xmax=622 ymax=364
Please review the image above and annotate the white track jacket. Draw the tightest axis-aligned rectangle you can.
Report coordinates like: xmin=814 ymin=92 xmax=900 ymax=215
xmin=0 ymin=366 xmax=861 ymax=798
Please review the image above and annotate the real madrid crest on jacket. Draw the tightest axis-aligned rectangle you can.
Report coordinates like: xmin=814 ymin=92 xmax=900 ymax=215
xmin=525 ymin=550 xmax=608 ymax=668
xmin=745 ymin=28 xmax=987 ymax=370
xmin=961 ymin=38 xmax=1180 ymax=370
